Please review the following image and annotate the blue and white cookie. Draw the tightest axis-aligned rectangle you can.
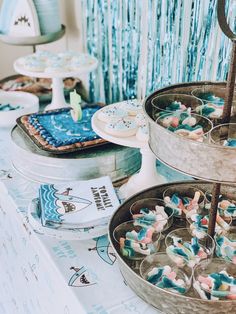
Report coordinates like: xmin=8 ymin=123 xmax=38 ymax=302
xmin=97 ymin=105 xmax=128 ymax=123
xmin=58 ymin=51 xmax=78 ymax=61
xmin=45 ymin=61 xmax=69 ymax=73
xmin=70 ymin=54 xmax=95 ymax=68
xmin=17 ymin=54 xmax=36 ymax=66
xmin=105 ymin=118 xmax=138 ymax=137
xmin=46 ymin=55 xmax=65 ymax=67
xmin=122 ymin=99 xmax=143 ymax=116
xmin=24 ymin=59 xmax=46 ymax=72
xmin=35 ymin=50 xmax=56 ymax=61
xmin=135 ymin=113 xmax=147 ymax=126
xmin=136 ymin=124 xmax=149 ymax=141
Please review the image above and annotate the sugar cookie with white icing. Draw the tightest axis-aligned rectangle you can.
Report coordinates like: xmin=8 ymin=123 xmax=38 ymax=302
xmin=136 ymin=124 xmax=149 ymax=141
xmin=71 ymin=54 xmax=95 ymax=68
xmin=135 ymin=112 xmax=147 ymax=126
xmin=105 ymin=118 xmax=138 ymax=137
xmin=35 ymin=50 xmax=56 ymax=61
xmin=24 ymin=60 xmax=46 ymax=72
xmin=122 ymin=99 xmax=143 ymax=116
xmin=45 ymin=61 xmax=69 ymax=73
xmin=58 ymin=51 xmax=78 ymax=61
xmin=98 ymin=105 xmax=128 ymax=123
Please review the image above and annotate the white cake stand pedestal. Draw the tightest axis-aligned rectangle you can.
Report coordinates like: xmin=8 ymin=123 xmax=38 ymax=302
xmin=92 ymin=106 xmax=166 ymax=199
xmin=14 ymin=57 xmax=98 ymax=111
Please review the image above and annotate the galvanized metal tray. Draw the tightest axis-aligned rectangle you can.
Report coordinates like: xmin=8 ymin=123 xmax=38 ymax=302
xmin=144 ymin=81 xmax=236 ymax=183
xmin=108 ymin=181 xmax=236 ymax=314
xmin=11 ymin=125 xmax=141 ymax=183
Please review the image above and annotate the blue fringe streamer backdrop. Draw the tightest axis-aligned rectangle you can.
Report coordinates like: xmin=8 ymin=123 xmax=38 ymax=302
xmin=81 ymin=0 xmax=236 ymax=104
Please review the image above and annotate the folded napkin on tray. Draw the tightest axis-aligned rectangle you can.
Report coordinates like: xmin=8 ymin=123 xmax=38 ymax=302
xmin=39 ymin=176 xmax=120 ymax=229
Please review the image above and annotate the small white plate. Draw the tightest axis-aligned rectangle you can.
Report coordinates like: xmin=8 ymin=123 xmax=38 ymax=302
xmin=0 ymin=91 xmax=39 ymax=128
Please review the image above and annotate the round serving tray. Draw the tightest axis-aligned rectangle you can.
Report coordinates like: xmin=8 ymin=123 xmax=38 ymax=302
xmin=0 ymin=24 xmax=66 ymax=46
xmin=0 ymin=74 xmax=79 ymax=103
xmin=11 ymin=126 xmax=141 ymax=184
xmin=108 ymin=181 xmax=236 ymax=314
xmin=14 ymin=53 xmax=98 ymax=79
xmin=144 ymin=81 xmax=236 ymax=183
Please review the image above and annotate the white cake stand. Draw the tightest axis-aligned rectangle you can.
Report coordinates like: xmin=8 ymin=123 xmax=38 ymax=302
xmin=14 ymin=56 xmax=98 ymax=111
xmin=92 ymin=104 xmax=166 ymax=199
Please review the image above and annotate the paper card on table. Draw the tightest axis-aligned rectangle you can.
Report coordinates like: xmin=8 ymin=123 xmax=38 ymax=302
xmin=39 ymin=176 xmax=120 ymax=228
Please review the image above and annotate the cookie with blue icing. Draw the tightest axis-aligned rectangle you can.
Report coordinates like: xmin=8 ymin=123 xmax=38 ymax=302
xmin=70 ymin=54 xmax=95 ymax=70
xmin=122 ymin=99 xmax=143 ymax=116
xmin=105 ymin=117 xmax=138 ymax=137
xmin=136 ymin=124 xmax=149 ymax=141
xmin=135 ymin=113 xmax=146 ymax=126
xmin=24 ymin=59 xmax=46 ymax=72
xmin=97 ymin=105 xmax=128 ymax=123
xmin=19 ymin=106 xmax=106 ymax=153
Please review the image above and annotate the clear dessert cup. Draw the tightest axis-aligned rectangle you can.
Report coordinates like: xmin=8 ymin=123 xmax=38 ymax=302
xmin=209 ymin=123 xmax=236 ymax=148
xmin=193 ymin=258 xmax=236 ymax=300
xmin=205 ymin=189 xmax=236 ymax=222
xmin=130 ymin=198 xmax=174 ymax=233
xmin=163 ymin=186 xmax=206 ymax=225
xmin=191 ymin=85 xmax=226 ymax=106
xmin=186 ymin=212 xmax=232 ymax=239
xmin=215 ymin=226 xmax=236 ymax=264
xmin=113 ymin=220 xmax=162 ymax=261
xmin=155 ymin=112 xmax=213 ymax=142
xmin=150 ymin=93 xmax=203 ymax=119
xmin=139 ymin=252 xmax=191 ymax=295
xmin=165 ymin=228 xmax=215 ymax=269
xmin=191 ymin=85 xmax=236 ymax=123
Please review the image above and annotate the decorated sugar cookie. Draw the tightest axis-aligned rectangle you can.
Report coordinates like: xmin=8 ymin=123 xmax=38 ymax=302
xmin=122 ymin=99 xmax=143 ymax=116
xmin=24 ymin=59 xmax=46 ymax=72
xmin=97 ymin=105 xmax=128 ymax=123
xmin=136 ymin=125 xmax=149 ymax=141
xmin=135 ymin=112 xmax=146 ymax=126
xmin=105 ymin=118 xmax=138 ymax=137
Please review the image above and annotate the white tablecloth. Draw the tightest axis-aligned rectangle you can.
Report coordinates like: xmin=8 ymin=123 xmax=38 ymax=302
xmin=0 ymin=128 xmax=189 ymax=314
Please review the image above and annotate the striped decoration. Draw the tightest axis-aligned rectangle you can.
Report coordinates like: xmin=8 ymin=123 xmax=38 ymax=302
xmin=81 ymin=0 xmax=236 ymax=104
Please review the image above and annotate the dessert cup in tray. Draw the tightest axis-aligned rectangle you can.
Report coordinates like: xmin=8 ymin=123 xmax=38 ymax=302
xmin=144 ymin=81 xmax=236 ymax=183
xmin=108 ymin=181 xmax=236 ymax=314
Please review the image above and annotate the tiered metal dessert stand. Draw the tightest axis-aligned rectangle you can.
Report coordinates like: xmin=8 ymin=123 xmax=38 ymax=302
xmin=108 ymin=1 xmax=236 ymax=313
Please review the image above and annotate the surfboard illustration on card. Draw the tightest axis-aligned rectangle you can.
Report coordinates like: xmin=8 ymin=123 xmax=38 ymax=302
xmin=39 ymin=176 xmax=120 ymax=228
